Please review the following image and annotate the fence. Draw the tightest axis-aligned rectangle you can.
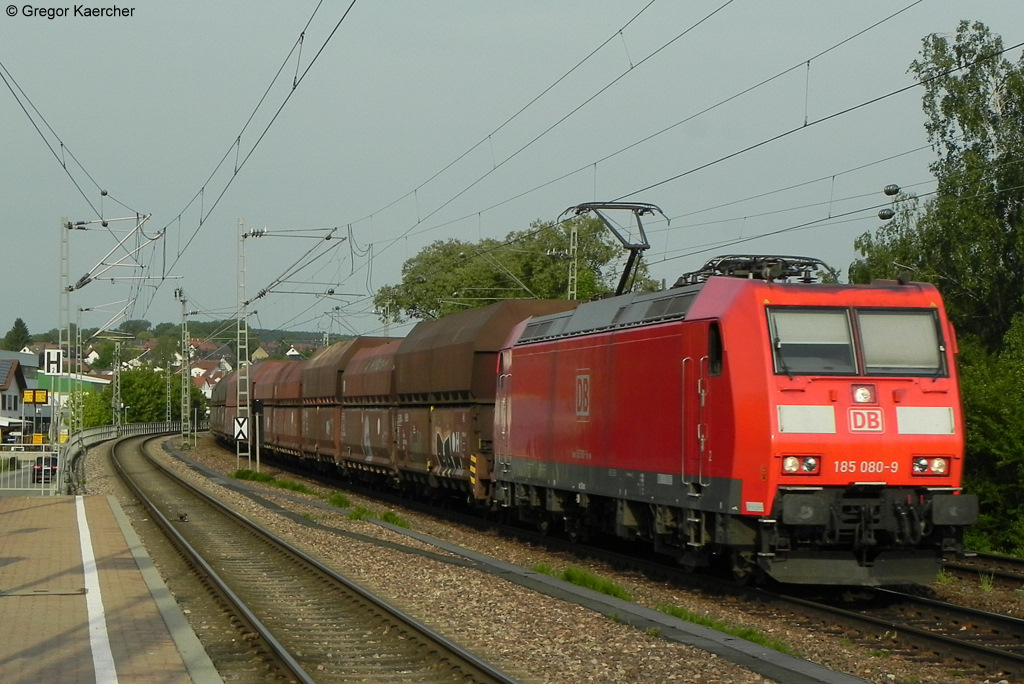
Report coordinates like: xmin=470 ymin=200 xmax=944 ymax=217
xmin=1 ymin=421 xmax=206 ymax=494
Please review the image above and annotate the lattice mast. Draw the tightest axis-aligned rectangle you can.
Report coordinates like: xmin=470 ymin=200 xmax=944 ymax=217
xmin=111 ymin=341 xmax=121 ymax=434
xmin=236 ymin=219 xmax=252 ymax=469
xmin=176 ymin=288 xmax=192 ymax=446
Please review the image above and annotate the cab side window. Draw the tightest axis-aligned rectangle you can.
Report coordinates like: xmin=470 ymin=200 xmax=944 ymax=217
xmin=708 ymin=322 xmax=723 ymax=376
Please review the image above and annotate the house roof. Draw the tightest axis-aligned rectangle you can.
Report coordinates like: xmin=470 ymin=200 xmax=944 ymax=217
xmin=0 ymin=359 xmax=26 ymax=392
xmin=0 ymin=350 xmax=39 ymax=370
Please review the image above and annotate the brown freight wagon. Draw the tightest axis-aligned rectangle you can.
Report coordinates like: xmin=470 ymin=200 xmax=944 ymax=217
xmin=340 ymin=339 xmax=402 ymax=481
xmin=254 ymin=360 xmax=300 ymax=457
xmin=393 ymin=300 xmax=578 ymax=501
xmin=300 ymin=337 xmax=393 ymax=470
xmin=269 ymin=359 xmax=306 ymax=457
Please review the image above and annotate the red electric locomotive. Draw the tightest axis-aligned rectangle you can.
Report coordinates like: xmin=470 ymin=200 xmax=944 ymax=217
xmin=494 ymin=255 xmax=978 ymax=585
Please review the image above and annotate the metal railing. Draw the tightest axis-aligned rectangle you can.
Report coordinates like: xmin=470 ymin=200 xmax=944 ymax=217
xmin=1 ymin=421 xmax=207 ymax=494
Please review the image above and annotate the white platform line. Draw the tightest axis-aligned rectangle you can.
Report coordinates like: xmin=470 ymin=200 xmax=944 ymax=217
xmin=77 ymin=496 xmax=119 ymax=683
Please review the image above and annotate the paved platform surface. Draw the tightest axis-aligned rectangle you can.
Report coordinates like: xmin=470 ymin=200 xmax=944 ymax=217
xmin=0 ymin=495 xmax=221 ymax=683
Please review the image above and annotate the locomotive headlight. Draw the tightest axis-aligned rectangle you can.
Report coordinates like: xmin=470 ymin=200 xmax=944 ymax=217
xmin=912 ymin=456 xmax=950 ymax=475
xmin=782 ymin=456 xmax=820 ymax=475
xmin=852 ymin=385 xmax=876 ymax=403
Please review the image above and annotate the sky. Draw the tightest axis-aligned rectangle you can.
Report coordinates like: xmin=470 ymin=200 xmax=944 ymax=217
xmin=2 ymin=1 xmax=1022 ymax=343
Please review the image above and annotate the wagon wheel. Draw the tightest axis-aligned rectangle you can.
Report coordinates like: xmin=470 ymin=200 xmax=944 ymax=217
xmin=565 ymin=517 xmax=589 ymax=544
xmin=679 ymin=550 xmax=701 ymax=573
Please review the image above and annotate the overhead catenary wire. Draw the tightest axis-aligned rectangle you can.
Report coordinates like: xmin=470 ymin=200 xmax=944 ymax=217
xmin=350 ymin=0 xmax=737 ymax=265
xmin=165 ymin=0 xmax=358 ymax=274
xmin=369 ymin=35 xmax=1024 ymax=302
xmin=0 ymin=60 xmax=143 ymax=220
xmin=10 ymin=4 xmax=1015 ymax=337
xmin=178 ymin=8 xmax=1024 ymax=333
xmin=336 ymin=0 xmax=936 ymax=291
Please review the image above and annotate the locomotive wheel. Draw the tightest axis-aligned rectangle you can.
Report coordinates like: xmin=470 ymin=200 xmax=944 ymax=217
xmin=729 ymin=550 xmax=758 ymax=585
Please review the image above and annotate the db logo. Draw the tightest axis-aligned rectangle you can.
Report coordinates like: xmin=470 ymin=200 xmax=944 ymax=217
xmin=849 ymin=408 xmax=884 ymax=432
xmin=575 ymin=373 xmax=590 ymax=419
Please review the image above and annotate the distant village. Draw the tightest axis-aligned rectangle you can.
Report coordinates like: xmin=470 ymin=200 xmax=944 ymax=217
xmin=0 ymin=336 xmax=327 ymax=443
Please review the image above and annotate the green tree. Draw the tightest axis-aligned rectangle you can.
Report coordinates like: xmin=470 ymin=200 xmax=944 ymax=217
xmin=88 ymin=340 xmax=115 ymax=370
xmin=37 ymin=328 xmax=60 ymax=345
xmin=2 ymin=318 xmax=32 ymax=351
xmin=850 ymin=21 xmax=1024 ymax=351
xmin=118 ymin=319 xmax=152 ymax=338
xmin=152 ymin=322 xmax=178 ymax=338
xmin=955 ymin=321 xmax=1024 ymax=554
xmin=82 ymin=367 xmax=206 ymax=428
xmin=82 ymin=388 xmax=111 ymax=428
xmin=374 ymin=216 xmax=659 ymax=323
xmin=150 ymin=336 xmax=180 ymax=366
xmin=850 ymin=22 xmax=1024 ymax=552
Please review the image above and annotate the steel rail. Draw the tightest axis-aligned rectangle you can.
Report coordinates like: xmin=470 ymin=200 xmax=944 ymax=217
xmin=113 ymin=435 xmax=521 ymax=684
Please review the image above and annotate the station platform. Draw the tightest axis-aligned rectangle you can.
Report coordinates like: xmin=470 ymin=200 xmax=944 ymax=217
xmin=0 ymin=495 xmax=221 ymax=683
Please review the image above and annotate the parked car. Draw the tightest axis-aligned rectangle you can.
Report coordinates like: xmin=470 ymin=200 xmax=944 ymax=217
xmin=32 ymin=456 xmax=58 ymax=483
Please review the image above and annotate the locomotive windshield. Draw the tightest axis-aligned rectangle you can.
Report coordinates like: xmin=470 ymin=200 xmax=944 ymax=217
xmin=768 ymin=306 xmax=946 ymax=377
xmin=858 ymin=309 xmax=944 ymax=375
xmin=768 ymin=308 xmax=857 ymax=375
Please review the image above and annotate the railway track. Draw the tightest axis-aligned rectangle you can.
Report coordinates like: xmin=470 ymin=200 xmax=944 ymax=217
xmin=511 ymin=534 xmax=1024 ymax=678
xmin=251 ymin=446 xmax=1024 ymax=679
xmin=771 ymin=587 xmax=1024 ymax=678
xmin=945 ymin=551 xmax=1024 ymax=588
xmin=111 ymin=435 xmax=520 ymax=684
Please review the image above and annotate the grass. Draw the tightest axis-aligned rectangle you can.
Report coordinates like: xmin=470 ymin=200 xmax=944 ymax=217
xmin=531 ymin=560 xmax=799 ymax=656
xmin=345 ymin=506 xmax=410 ymax=527
xmin=329 ymin=492 xmax=352 ymax=509
xmin=379 ymin=510 xmax=410 ymax=528
xmin=348 ymin=506 xmax=375 ymax=521
xmin=233 ymin=468 xmax=274 ymax=483
xmin=658 ymin=603 xmax=800 ymax=657
xmin=231 ymin=469 xmax=412 ymax=529
xmin=533 ymin=563 xmax=632 ymax=601
xmin=233 ymin=469 xmax=316 ymax=496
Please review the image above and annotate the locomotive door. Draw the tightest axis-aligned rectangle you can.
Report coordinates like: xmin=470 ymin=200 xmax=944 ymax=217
xmin=682 ymin=321 xmax=713 ymax=490
xmin=495 ymin=350 xmax=512 ymax=472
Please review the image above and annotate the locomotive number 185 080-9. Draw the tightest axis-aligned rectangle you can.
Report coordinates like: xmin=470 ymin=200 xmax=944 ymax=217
xmin=833 ymin=460 xmax=899 ymax=474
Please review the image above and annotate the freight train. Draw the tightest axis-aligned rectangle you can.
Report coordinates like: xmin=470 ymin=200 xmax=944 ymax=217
xmin=211 ymin=254 xmax=978 ymax=586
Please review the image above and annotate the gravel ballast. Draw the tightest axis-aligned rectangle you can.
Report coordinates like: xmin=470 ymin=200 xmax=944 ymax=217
xmin=84 ymin=434 xmax=1012 ymax=684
